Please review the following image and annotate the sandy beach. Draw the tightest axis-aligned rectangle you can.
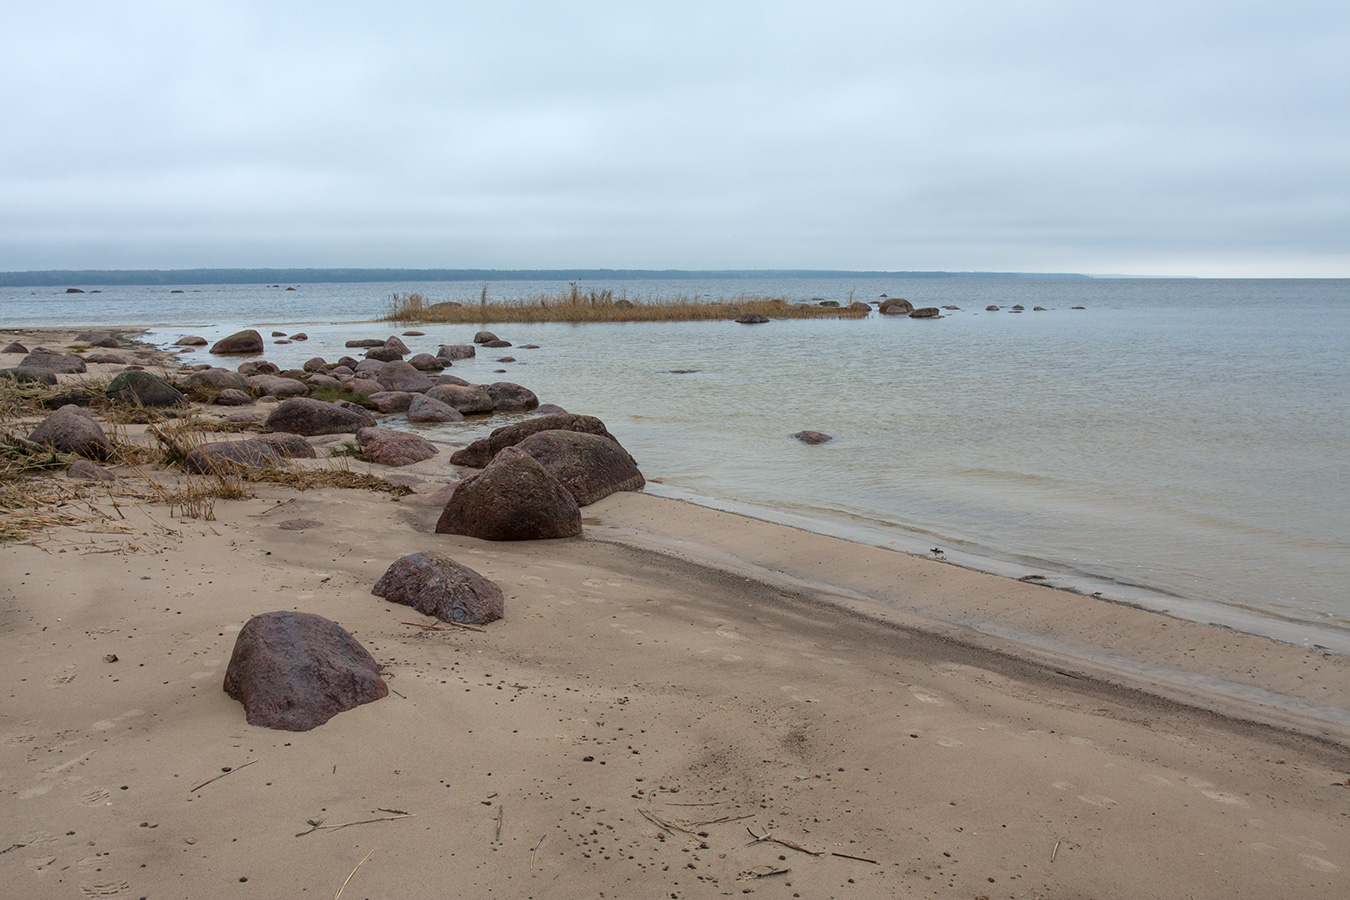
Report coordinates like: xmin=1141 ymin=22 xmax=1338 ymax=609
xmin=2 ymin=327 xmax=1347 ymax=899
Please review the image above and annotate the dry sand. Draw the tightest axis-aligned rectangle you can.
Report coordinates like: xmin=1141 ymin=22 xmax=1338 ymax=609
xmin=2 ymin=328 xmax=1347 ymax=899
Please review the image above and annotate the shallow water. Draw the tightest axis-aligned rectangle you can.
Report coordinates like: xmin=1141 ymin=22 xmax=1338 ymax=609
xmin=5 ymin=276 xmax=1348 ymax=646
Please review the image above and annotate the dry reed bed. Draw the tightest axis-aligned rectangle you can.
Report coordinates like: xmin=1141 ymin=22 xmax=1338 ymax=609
xmin=382 ymin=288 xmax=870 ymax=324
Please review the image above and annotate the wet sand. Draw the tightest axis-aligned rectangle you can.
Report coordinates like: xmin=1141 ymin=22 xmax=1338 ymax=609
xmin=2 ymin=327 xmax=1347 ymax=899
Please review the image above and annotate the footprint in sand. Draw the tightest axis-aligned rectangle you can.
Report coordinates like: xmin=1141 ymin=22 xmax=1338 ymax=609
xmin=1200 ymin=789 xmax=1247 ymax=806
xmin=909 ymin=686 xmax=945 ymax=706
xmin=1299 ymin=855 xmax=1340 ymax=873
xmin=47 ymin=669 xmax=78 ymax=687
xmin=80 ymin=880 xmax=131 ymax=897
xmin=1077 ymin=794 xmax=1118 ymax=808
xmin=78 ymin=787 xmax=111 ymax=806
xmin=936 ymin=737 xmax=964 ymax=748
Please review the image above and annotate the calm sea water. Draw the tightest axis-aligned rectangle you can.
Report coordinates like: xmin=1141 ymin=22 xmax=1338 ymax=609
xmin=4 ymin=277 xmax=1348 ymax=648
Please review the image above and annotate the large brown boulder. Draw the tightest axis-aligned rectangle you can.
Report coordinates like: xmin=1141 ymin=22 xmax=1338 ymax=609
xmin=449 ymin=413 xmax=619 ymax=468
xmin=375 ymin=361 xmax=434 ymax=393
xmin=19 ymin=350 xmax=87 ymax=373
xmin=435 ymin=447 xmax=582 ymax=540
xmin=210 ymin=329 xmax=264 ymax=355
xmin=180 ymin=367 xmax=249 ymax=392
xmin=106 ymin=370 xmax=186 ymax=407
xmin=516 ymin=430 xmax=644 ymax=506
xmin=1 ymin=367 xmax=58 ymax=385
xmin=223 ymin=611 xmax=387 ymax=731
xmin=406 ymin=353 xmax=445 ymax=372
xmin=425 ymin=383 xmax=494 ymax=414
xmin=909 ymin=307 xmax=941 ymax=319
xmin=356 ymin=426 xmax=438 ymax=467
xmin=248 ymin=374 xmax=310 ymax=398
xmin=263 ymin=397 xmax=376 ymax=435
xmin=183 ymin=439 xmax=289 ymax=474
xmin=879 ymin=298 xmax=914 ymax=315
xmin=371 ymin=551 xmax=503 ymax=625
xmin=437 ymin=344 xmax=475 ymax=360
xmin=238 ymin=360 xmax=280 ymax=376
xmin=183 ymin=434 xmax=315 ymax=474
xmin=472 ymin=331 xmax=499 ymax=344
xmin=368 ymin=391 xmax=414 ymax=413
xmin=29 ymin=405 xmax=112 ymax=460
xmin=364 ymin=345 xmax=405 ymax=362
xmin=407 ymin=393 xmax=464 ymax=423
xmin=484 ymin=382 xmax=538 ymax=411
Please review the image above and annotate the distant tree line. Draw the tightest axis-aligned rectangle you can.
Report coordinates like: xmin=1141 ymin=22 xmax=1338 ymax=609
xmin=0 ymin=267 xmax=1090 ymax=288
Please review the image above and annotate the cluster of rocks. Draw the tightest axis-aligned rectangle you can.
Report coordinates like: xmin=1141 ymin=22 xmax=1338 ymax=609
xmin=222 ymin=411 xmax=648 ymax=731
xmin=224 ymin=545 xmax=510 ymax=731
xmin=172 ymin=330 xmax=541 ymax=428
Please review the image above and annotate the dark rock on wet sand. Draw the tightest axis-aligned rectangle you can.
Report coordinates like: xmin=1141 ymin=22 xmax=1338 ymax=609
xmin=517 ymin=430 xmax=645 ymax=506
xmin=791 ymin=430 xmax=833 ymax=444
xmin=436 ymin=447 xmax=582 ymax=541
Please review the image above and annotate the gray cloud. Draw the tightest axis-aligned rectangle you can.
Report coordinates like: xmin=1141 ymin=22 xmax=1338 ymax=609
xmin=2 ymin=1 xmax=1347 ymax=275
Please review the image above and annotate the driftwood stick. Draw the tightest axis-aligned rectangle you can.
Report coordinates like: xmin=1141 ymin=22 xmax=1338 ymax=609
xmin=831 ymin=851 xmax=879 ymax=864
xmin=332 ymin=847 xmax=375 ymax=900
xmin=296 ymin=814 xmax=414 ymax=837
xmin=745 ymin=827 xmax=822 ymax=856
xmin=640 ymin=808 xmax=698 ymax=835
xmin=691 ymin=813 xmax=755 ymax=826
xmin=495 ymin=804 xmax=504 ymax=842
xmin=401 ymin=620 xmax=488 ymax=634
xmin=189 ymin=759 xmax=257 ymax=792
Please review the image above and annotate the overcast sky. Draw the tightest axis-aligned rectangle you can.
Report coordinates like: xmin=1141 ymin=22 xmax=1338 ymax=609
xmin=2 ymin=1 xmax=1347 ymax=276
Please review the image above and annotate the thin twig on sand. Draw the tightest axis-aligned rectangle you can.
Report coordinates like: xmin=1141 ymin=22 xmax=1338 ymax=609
xmin=189 ymin=759 xmax=257 ymax=792
xmin=530 ymin=835 xmax=545 ymax=870
xmin=401 ymin=619 xmax=488 ymax=634
xmin=296 ymin=814 xmax=414 ymax=837
xmin=745 ymin=827 xmax=822 ymax=856
xmin=831 ymin=851 xmax=879 ymax=864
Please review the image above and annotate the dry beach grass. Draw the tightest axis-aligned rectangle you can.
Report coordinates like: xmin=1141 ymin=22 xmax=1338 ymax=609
xmin=0 ymin=326 xmax=1346 ymax=899
xmin=382 ymin=286 xmax=871 ymax=324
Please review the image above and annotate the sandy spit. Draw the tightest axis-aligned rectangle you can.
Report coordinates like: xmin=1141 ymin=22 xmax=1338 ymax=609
xmin=1 ymin=327 xmax=1347 ymax=899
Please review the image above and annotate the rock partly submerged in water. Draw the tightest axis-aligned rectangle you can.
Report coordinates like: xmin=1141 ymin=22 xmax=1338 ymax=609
xmin=263 ymin=397 xmax=376 ymax=435
xmin=210 ymin=329 xmax=264 ymax=355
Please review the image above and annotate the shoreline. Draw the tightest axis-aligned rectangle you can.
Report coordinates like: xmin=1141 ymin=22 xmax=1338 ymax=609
xmin=3 ymin=325 xmax=1348 ymax=896
xmin=17 ymin=320 xmax=1350 ymax=653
